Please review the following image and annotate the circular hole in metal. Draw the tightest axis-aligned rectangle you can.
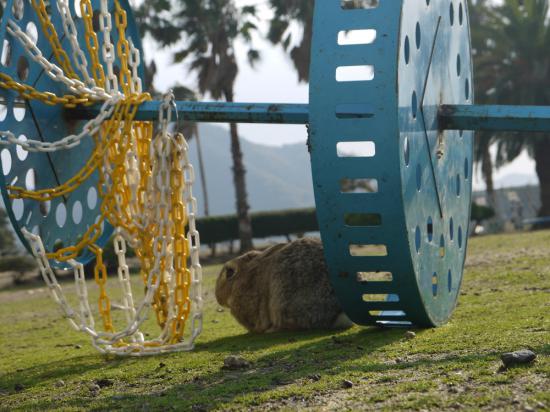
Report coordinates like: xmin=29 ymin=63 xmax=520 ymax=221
xmin=0 ymin=99 xmax=7 ymax=121
xmin=72 ymin=200 xmax=83 ymax=224
xmin=12 ymin=0 xmax=24 ymax=20
xmin=53 ymin=239 xmax=64 ymax=252
xmin=456 ymin=174 xmax=461 ymax=197
xmin=404 ymin=136 xmax=410 ymax=166
xmin=458 ymin=226 xmax=463 ymax=249
xmin=415 ymin=226 xmax=421 ymax=253
xmin=1 ymin=40 xmax=12 ymax=67
xmin=55 ymin=203 xmax=67 ymax=228
xmin=404 ymin=36 xmax=410 ymax=64
xmin=439 ymin=235 xmax=445 ymax=258
xmin=427 ymin=217 xmax=433 ymax=242
xmin=1 ymin=149 xmax=12 ymax=175
xmin=464 ymin=158 xmax=469 ymax=180
xmin=432 ymin=272 xmax=438 ymax=296
xmin=448 ymin=270 xmax=452 ymax=293
xmin=74 ymin=0 xmax=83 ymax=18
xmin=87 ymin=186 xmax=98 ymax=209
xmin=40 ymin=200 xmax=51 ymax=217
xmin=411 ymin=90 xmax=418 ymax=118
xmin=16 ymin=135 xmax=28 ymax=161
xmin=449 ymin=217 xmax=454 ymax=241
xmin=450 ymin=2 xmax=455 ymax=25
xmin=415 ymin=22 xmax=421 ymax=49
xmin=465 ymin=78 xmax=470 ymax=100
xmin=12 ymin=198 xmax=24 ymax=221
xmin=25 ymin=22 xmax=38 ymax=45
xmin=456 ymin=54 xmax=461 ymax=76
xmin=13 ymin=99 xmax=26 ymax=122
xmin=25 ymin=168 xmax=36 ymax=190
xmin=459 ymin=2 xmax=464 ymax=25
xmin=17 ymin=56 xmax=29 ymax=81
xmin=416 ymin=164 xmax=422 ymax=191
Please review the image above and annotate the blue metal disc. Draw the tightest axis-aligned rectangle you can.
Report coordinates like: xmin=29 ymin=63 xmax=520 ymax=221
xmin=0 ymin=0 xmax=144 ymax=267
xmin=309 ymin=0 xmax=473 ymax=327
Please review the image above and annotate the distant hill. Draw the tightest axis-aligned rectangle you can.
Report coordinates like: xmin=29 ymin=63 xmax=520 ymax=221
xmin=187 ymin=124 xmax=315 ymax=216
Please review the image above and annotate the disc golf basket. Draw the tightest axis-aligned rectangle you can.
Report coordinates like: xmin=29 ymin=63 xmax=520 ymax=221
xmin=1 ymin=0 xmax=549 ymax=355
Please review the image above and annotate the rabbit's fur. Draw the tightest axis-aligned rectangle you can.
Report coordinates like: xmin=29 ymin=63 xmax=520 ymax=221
xmin=215 ymin=238 xmax=352 ymax=333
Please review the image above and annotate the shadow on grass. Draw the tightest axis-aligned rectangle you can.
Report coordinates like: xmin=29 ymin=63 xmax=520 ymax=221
xmin=4 ymin=328 xmax=548 ymax=411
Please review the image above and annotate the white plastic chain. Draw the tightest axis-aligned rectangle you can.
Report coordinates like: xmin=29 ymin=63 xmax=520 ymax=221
xmin=2 ymin=0 xmax=203 ymax=355
xmin=0 ymin=96 xmax=120 ymax=152
xmin=56 ymin=0 xmax=96 ymax=88
xmin=22 ymin=92 xmax=203 ymax=356
xmin=7 ymin=19 xmax=112 ymax=100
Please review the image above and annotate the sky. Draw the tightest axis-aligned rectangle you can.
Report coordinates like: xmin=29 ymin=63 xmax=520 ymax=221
xmin=143 ymin=0 xmax=538 ymax=192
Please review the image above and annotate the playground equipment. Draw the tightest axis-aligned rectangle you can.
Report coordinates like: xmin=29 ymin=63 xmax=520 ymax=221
xmin=1 ymin=0 xmax=549 ymax=354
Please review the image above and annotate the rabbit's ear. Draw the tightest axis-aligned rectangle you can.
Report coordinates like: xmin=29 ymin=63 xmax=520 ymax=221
xmin=225 ymin=266 xmax=236 ymax=280
xmin=241 ymin=250 xmax=261 ymax=262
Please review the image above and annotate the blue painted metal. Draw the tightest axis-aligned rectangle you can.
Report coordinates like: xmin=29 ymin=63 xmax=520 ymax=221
xmin=0 ymin=0 xmax=142 ymax=268
xmin=440 ymin=104 xmax=550 ymax=132
xmin=75 ymin=101 xmax=550 ymax=134
xmin=74 ymin=101 xmax=310 ymax=124
xmin=309 ymin=0 xmax=473 ymax=327
xmin=0 ymin=0 xmax=547 ymax=326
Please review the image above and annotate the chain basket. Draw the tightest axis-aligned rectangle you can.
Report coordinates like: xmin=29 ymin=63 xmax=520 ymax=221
xmin=0 ymin=0 xmax=203 ymax=355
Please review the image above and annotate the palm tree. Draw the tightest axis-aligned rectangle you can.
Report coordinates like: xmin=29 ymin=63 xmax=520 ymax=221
xmin=471 ymin=0 xmax=550 ymax=220
xmin=267 ymin=0 xmax=377 ymax=82
xmin=137 ymin=0 xmax=260 ymax=251
xmin=172 ymin=85 xmax=210 ymax=217
xmin=469 ymin=0 xmax=498 ymax=210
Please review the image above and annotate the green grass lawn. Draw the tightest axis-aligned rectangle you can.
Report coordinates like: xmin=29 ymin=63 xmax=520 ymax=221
xmin=0 ymin=230 xmax=549 ymax=411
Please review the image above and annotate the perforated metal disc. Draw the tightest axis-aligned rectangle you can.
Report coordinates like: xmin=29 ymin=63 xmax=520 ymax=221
xmin=0 ymin=0 xmax=144 ymax=267
xmin=309 ymin=0 xmax=473 ymax=327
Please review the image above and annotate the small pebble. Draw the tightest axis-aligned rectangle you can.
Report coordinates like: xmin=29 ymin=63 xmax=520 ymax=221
xmin=308 ymin=374 xmax=321 ymax=382
xmin=55 ymin=380 xmax=65 ymax=387
xmin=404 ymin=331 xmax=416 ymax=340
xmin=222 ymin=355 xmax=250 ymax=370
xmin=88 ymin=383 xmax=101 ymax=392
xmin=74 ymin=344 xmax=82 ymax=349
xmin=501 ymin=350 xmax=536 ymax=368
xmin=216 ymin=308 xmax=224 ymax=313
xmin=342 ymin=379 xmax=353 ymax=389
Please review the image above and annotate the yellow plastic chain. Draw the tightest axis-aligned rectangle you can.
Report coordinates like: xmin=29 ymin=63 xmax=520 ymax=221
xmin=0 ymin=0 xmax=195 ymax=350
xmin=80 ymin=0 xmax=105 ymax=87
xmin=30 ymin=0 xmax=79 ymax=79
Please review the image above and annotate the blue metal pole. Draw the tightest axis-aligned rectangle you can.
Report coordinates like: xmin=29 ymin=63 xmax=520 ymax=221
xmin=439 ymin=104 xmax=550 ymax=133
xmin=72 ymin=102 xmax=550 ymax=132
xmin=73 ymin=101 xmax=310 ymax=124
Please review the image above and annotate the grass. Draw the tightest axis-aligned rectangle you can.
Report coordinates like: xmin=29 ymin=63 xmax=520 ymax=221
xmin=0 ymin=230 xmax=549 ymax=411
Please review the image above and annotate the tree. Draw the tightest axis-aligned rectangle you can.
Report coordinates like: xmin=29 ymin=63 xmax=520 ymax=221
xmin=137 ymin=0 xmax=259 ymax=251
xmin=471 ymin=0 xmax=550 ymax=220
xmin=469 ymin=0 xmax=498 ymax=211
xmin=267 ymin=0 xmax=378 ymax=83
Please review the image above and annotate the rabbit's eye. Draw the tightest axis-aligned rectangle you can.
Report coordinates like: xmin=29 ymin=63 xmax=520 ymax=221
xmin=225 ymin=268 xmax=236 ymax=279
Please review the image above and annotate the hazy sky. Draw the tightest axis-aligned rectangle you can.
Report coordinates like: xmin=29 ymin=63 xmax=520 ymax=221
xmin=144 ymin=0 xmax=537 ymax=191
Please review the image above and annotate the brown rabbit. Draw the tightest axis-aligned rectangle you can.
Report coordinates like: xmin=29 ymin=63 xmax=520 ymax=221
xmin=215 ymin=237 xmax=353 ymax=333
